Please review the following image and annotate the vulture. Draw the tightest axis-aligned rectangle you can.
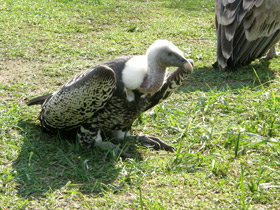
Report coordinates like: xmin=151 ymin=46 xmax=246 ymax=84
xmin=28 ymin=40 xmax=194 ymax=158
xmin=215 ymin=0 xmax=280 ymax=69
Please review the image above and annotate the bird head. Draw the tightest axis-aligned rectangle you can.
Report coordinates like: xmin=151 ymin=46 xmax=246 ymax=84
xmin=138 ymin=40 xmax=194 ymax=94
xmin=146 ymin=40 xmax=194 ymax=73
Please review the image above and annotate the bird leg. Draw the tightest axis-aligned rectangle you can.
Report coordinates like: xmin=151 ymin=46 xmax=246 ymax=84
xmin=95 ymin=141 xmax=134 ymax=159
xmin=265 ymin=45 xmax=279 ymax=60
xmin=128 ymin=135 xmax=175 ymax=152
xmin=78 ymin=126 xmax=133 ymax=158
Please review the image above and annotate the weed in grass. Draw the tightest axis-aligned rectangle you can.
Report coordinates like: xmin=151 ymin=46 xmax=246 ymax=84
xmin=137 ymin=186 xmax=144 ymax=210
xmin=240 ymin=164 xmax=251 ymax=210
xmin=248 ymin=160 xmax=263 ymax=194
xmin=235 ymin=132 xmax=241 ymax=158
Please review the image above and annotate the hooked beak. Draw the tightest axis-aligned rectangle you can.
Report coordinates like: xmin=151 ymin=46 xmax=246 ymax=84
xmin=181 ymin=58 xmax=194 ymax=74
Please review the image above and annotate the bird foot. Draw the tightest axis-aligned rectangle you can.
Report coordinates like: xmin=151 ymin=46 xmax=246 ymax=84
xmin=134 ymin=135 xmax=175 ymax=152
xmin=95 ymin=141 xmax=134 ymax=159
xmin=95 ymin=135 xmax=175 ymax=158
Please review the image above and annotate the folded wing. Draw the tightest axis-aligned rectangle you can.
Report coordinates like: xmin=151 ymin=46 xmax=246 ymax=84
xmin=40 ymin=65 xmax=116 ymax=130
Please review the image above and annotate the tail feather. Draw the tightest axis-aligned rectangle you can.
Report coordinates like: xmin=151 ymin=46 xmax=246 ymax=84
xmin=27 ymin=93 xmax=52 ymax=106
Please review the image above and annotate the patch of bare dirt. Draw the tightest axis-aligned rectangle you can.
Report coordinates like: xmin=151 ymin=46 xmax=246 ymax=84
xmin=0 ymin=58 xmax=64 ymax=96
xmin=0 ymin=58 xmax=40 ymax=85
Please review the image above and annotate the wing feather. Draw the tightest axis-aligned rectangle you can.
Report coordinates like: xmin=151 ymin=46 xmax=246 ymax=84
xmin=41 ymin=65 xmax=116 ymax=130
xmin=215 ymin=0 xmax=280 ymax=69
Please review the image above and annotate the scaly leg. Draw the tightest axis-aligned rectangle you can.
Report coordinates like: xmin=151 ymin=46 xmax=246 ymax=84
xmin=78 ymin=126 xmax=133 ymax=158
xmin=265 ymin=45 xmax=279 ymax=60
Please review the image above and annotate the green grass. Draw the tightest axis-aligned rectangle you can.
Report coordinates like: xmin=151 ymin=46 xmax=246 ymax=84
xmin=1 ymin=0 xmax=280 ymax=209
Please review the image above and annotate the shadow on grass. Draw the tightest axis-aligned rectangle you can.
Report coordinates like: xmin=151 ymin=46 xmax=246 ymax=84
xmin=13 ymin=120 xmax=142 ymax=199
xmin=180 ymin=60 xmax=277 ymax=93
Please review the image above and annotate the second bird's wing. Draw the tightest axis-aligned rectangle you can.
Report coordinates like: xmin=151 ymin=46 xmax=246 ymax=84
xmin=216 ymin=0 xmax=280 ymax=68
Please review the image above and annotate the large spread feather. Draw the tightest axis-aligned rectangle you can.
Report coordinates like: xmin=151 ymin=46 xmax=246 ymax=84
xmin=215 ymin=0 xmax=280 ymax=68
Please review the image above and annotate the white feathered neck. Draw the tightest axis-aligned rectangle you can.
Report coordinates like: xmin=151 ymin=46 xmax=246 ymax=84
xmin=122 ymin=40 xmax=183 ymax=93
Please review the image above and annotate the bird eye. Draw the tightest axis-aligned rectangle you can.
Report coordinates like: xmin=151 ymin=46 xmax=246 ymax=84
xmin=168 ymin=52 xmax=172 ymax=56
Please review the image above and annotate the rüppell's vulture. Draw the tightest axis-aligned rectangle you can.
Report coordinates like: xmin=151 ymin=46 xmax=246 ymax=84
xmin=27 ymin=40 xmax=194 ymax=158
xmin=215 ymin=0 xmax=280 ymax=69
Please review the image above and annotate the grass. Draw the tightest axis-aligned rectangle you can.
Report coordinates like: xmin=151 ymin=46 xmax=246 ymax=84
xmin=0 ymin=0 xmax=280 ymax=209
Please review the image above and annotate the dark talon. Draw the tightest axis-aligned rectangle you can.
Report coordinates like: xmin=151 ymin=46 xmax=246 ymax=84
xmin=148 ymin=136 xmax=175 ymax=152
xmin=120 ymin=151 xmax=134 ymax=159
xmin=135 ymin=135 xmax=175 ymax=152
xmin=136 ymin=135 xmax=161 ymax=149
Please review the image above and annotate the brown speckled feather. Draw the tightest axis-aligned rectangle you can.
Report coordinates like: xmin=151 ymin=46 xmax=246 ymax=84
xmin=40 ymin=65 xmax=116 ymax=130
